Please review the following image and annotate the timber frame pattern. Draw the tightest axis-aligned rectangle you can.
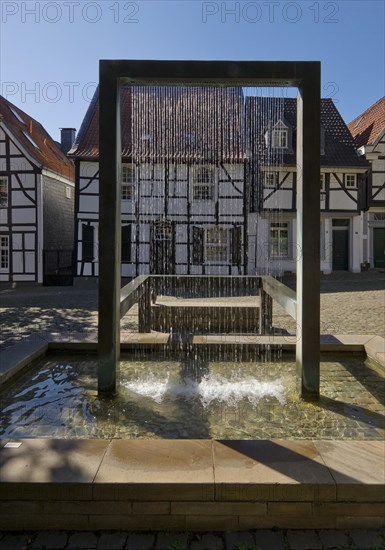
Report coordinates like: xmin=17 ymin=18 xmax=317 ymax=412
xmin=98 ymin=60 xmax=321 ymax=399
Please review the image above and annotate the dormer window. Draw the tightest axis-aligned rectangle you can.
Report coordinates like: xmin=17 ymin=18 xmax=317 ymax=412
xmin=272 ymin=120 xmax=288 ymax=149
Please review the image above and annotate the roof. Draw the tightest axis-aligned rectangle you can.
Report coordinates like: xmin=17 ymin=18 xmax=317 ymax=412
xmin=69 ymin=86 xmax=247 ymax=162
xmin=246 ymin=97 xmax=368 ymax=168
xmin=348 ymin=97 xmax=385 ymax=147
xmin=0 ymin=95 xmax=74 ymax=181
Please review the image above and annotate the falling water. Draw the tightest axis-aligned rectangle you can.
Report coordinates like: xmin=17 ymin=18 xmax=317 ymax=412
xmin=120 ymin=84 xmax=294 ymax=406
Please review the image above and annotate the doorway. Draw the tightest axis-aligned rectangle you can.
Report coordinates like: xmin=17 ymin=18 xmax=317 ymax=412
xmin=150 ymin=219 xmax=175 ymax=274
xmin=373 ymin=227 xmax=385 ymax=268
xmin=332 ymin=219 xmax=349 ymax=271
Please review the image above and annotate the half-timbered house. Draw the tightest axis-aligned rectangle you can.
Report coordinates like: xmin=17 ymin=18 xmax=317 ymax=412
xmin=246 ymin=97 xmax=369 ymax=274
xmin=0 ymin=95 xmax=75 ymax=284
xmin=69 ymin=86 xmax=248 ymax=278
xmin=348 ymin=96 xmax=385 ymax=269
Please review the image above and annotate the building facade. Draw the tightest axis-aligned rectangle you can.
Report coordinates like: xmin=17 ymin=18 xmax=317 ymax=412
xmin=0 ymin=96 xmax=75 ymax=284
xmin=246 ymin=97 xmax=369 ymax=274
xmin=70 ymin=86 xmax=248 ymax=278
xmin=348 ymin=96 xmax=385 ymax=269
xmin=70 ymin=87 xmax=369 ymax=279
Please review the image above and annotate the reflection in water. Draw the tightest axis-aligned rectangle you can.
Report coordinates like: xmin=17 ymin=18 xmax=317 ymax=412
xmin=0 ymin=354 xmax=384 ymax=440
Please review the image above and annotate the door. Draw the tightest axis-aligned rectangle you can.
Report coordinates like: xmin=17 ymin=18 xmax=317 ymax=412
xmin=373 ymin=227 xmax=385 ymax=268
xmin=332 ymin=230 xmax=349 ymax=271
xmin=150 ymin=220 xmax=175 ymax=274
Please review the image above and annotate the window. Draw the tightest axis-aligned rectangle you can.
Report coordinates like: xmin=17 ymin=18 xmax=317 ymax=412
xmin=346 ymin=174 xmax=357 ymax=188
xmin=373 ymin=213 xmax=385 ymax=221
xmin=22 ymin=131 xmax=39 ymax=149
xmin=271 ymin=121 xmax=289 ymax=149
xmin=264 ymin=172 xmax=278 ymax=188
xmin=65 ymin=186 xmax=71 ymax=199
xmin=332 ymin=219 xmax=350 ymax=227
xmin=270 ymin=222 xmax=289 ymax=258
xmin=9 ymin=107 xmax=25 ymax=124
xmin=0 ymin=236 xmax=9 ymax=270
xmin=0 ymin=178 xmax=8 ymax=207
xmin=154 ymin=222 xmax=172 ymax=241
xmin=193 ymin=166 xmax=214 ymax=200
xmin=272 ymin=129 xmax=288 ymax=148
xmin=121 ymin=164 xmax=135 ymax=200
xmin=320 ymin=173 xmax=326 ymax=204
xmin=205 ymin=227 xmax=228 ymax=263
xmin=121 ymin=225 xmax=131 ymax=262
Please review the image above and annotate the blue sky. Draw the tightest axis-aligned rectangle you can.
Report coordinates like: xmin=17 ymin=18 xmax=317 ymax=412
xmin=1 ymin=0 xmax=384 ymax=141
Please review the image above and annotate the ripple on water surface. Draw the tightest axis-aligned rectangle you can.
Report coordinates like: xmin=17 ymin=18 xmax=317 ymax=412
xmin=0 ymin=354 xmax=384 ymax=439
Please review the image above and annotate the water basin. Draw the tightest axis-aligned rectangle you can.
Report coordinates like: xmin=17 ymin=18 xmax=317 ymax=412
xmin=1 ymin=352 xmax=384 ymax=440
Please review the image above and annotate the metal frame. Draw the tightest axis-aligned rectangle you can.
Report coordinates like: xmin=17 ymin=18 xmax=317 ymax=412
xmin=98 ymin=60 xmax=321 ymax=398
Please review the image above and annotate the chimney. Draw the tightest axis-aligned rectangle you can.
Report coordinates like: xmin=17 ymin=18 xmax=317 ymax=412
xmin=60 ymin=128 xmax=76 ymax=154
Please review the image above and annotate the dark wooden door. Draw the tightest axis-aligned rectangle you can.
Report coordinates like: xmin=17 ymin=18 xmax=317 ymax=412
xmin=332 ymin=230 xmax=349 ymax=271
xmin=373 ymin=227 xmax=385 ymax=268
xmin=150 ymin=220 xmax=175 ymax=274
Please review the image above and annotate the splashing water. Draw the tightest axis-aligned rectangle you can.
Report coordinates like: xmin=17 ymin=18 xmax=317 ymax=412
xmin=123 ymin=370 xmax=286 ymax=408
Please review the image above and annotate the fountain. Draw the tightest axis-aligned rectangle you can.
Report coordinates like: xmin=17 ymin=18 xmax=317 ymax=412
xmin=98 ymin=60 xmax=320 ymax=398
xmin=0 ymin=61 xmax=384 ymax=532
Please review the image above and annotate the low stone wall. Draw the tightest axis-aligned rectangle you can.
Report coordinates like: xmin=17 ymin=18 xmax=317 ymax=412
xmin=0 ymin=439 xmax=384 ymax=531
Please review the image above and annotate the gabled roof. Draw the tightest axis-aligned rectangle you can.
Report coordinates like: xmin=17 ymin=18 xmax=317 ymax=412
xmin=246 ymin=97 xmax=368 ymax=168
xmin=0 ymin=95 xmax=74 ymax=181
xmin=69 ymin=86 xmax=247 ymax=162
xmin=348 ymin=97 xmax=385 ymax=147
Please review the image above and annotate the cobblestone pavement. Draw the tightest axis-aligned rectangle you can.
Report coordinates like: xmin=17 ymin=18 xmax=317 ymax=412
xmin=0 ymin=271 xmax=384 ymax=351
xmin=0 ymin=273 xmax=384 ymax=548
xmin=0 ymin=528 xmax=384 ymax=550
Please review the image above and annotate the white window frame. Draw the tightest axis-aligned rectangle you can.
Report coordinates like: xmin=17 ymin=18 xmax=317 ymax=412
xmin=65 ymin=186 xmax=72 ymax=199
xmin=193 ymin=166 xmax=215 ymax=201
xmin=121 ymin=164 xmax=135 ymax=201
xmin=264 ymin=171 xmax=278 ymax=188
xmin=0 ymin=177 xmax=8 ymax=207
xmin=205 ymin=226 xmax=229 ymax=264
xmin=345 ymin=174 xmax=357 ymax=188
xmin=271 ymin=121 xmax=289 ymax=149
xmin=272 ymin=129 xmax=288 ymax=148
xmin=270 ymin=222 xmax=289 ymax=258
xmin=0 ymin=235 xmax=9 ymax=271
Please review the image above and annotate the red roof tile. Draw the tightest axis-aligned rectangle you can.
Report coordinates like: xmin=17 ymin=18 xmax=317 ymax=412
xmin=0 ymin=95 xmax=74 ymax=181
xmin=348 ymin=97 xmax=385 ymax=147
xmin=69 ymin=86 xmax=247 ymax=162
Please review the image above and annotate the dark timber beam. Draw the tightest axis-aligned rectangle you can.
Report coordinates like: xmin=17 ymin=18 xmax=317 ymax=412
xmin=97 ymin=59 xmax=321 ymax=398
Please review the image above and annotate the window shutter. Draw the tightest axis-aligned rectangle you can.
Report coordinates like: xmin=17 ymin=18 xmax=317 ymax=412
xmin=121 ymin=224 xmax=131 ymax=262
xmin=82 ymin=224 xmax=94 ymax=262
xmin=192 ymin=226 xmax=204 ymax=265
xmin=231 ymin=226 xmax=242 ymax=266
